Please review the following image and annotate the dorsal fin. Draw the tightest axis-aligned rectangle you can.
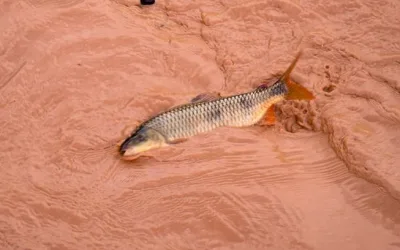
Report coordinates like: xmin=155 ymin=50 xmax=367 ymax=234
xmin=190 ymin=92 xmax=221 ymax=103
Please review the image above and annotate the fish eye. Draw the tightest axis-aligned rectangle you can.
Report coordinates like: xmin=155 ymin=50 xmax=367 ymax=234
xmin=135 ymin=133 xmax=145 ymax=142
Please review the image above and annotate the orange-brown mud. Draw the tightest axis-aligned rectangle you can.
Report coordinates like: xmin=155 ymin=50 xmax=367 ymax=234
xmin=1 ymin=0 xmax=400 ymax=249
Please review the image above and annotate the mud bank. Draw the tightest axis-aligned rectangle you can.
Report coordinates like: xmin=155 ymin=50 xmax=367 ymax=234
xmin=1 ymin=0 xmax=400 ymax=249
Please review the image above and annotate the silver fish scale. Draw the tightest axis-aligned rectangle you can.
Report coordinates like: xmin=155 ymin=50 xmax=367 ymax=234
xmin=142 ymin=81 xmax=287 ymax=142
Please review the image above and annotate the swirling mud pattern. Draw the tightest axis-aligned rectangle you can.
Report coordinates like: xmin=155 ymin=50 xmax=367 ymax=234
xmin=1 ymin=0 xmax=400 ymax=249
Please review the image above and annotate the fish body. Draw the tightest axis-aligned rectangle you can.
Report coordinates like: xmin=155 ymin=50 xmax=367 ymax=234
xmin=136 ymin=82 xmax=286 ymax=140
xmin=119 ymin=52 xmax=314 ymax=158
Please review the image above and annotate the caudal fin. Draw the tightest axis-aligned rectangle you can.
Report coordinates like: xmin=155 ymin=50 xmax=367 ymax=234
xmin=279 ymin=50 xmax=303 ymax=84
xmin=257 ymin=51 xmax=314 ymax=127
xmin=280 ymin=50 xmax=315 ymax=101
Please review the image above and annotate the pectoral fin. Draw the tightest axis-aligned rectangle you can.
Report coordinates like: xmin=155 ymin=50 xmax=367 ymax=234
xmin=190 ymin=92 xmax=221 ymax=103
xmin=168 ymin=138 xmax=188 ymax=144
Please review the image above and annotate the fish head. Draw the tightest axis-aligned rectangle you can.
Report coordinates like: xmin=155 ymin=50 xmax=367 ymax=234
xmin=119 ymin=127 xmax=166 ymax=158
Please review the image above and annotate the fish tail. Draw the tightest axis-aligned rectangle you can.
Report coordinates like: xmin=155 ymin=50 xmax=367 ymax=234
xmin=279 ymin=50 xmax=303 ymax=84
xmin=281 ymin=50 xmax=315 ymax=101
xmin=257 ymin=50 xmax=314 ymax=127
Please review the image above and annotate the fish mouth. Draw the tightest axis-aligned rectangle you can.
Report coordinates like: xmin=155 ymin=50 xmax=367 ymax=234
xmin=119 ymin=137 xmax=129 ymax=154
xmin=119 ymin=143 xmax=141 ymax=160
xmin=119 ymin=136 xmax=136 ymax=157
xmin=118 ymin=127 xmax=166 ymax=160
xmin=118 ymin=134 xmax=149 ymax=160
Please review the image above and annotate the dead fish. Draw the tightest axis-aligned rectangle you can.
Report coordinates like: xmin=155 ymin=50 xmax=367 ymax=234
xmin=119 ymin=51 xmax=314 ymax=160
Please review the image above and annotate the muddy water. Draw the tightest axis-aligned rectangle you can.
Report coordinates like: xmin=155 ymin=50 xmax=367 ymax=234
xmin=1 ymin=0 xmax=400 ymax=249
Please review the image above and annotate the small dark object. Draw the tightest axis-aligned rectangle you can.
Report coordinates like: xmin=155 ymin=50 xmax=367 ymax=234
xmin=140 ymin=0 xmax=155 ymax=5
